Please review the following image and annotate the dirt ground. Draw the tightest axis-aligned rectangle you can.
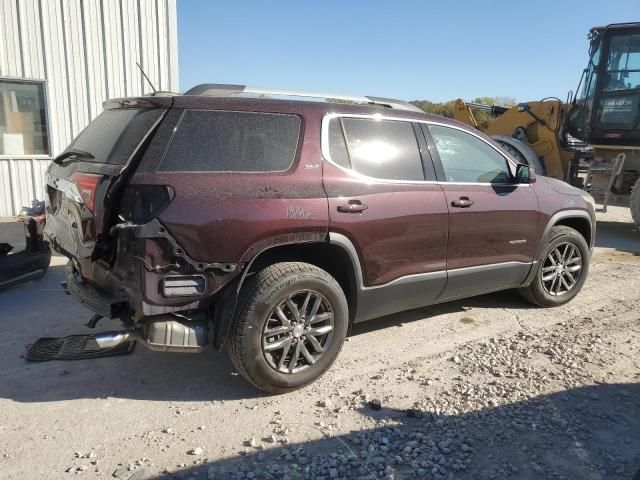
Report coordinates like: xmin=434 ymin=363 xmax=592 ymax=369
xmin=0 ymin=206 xmax=638 ymax=480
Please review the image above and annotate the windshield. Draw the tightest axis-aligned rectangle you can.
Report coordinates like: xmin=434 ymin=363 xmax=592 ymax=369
xmin=604 ymin=34 xmax=640 ymax=92
xmin=64 ymin=108 xmax=164 ymax=165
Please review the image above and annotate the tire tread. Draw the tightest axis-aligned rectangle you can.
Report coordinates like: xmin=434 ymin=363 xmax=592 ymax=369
xmin=518 ymin=225 xmax=588 ymax=307
xmin=630 ymin=177 xmax=640 ymax=226
xmin=228 ymin=262 xmax=344 ymax=393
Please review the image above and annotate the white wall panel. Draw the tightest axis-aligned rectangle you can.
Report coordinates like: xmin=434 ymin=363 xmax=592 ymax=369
xmin=41 ymin=0 xmax=73 ymax=156
xmin=167 ymin=0 xmax=178 ymax=92
xmin=0 ymin=160 xmax=14 ymax=216
xmin=0 ymin=0 xmax=178 ymax=216
xmin=0 ymin=0 xmax=22 ymax=77
xmin=0 ymin=158 xmax=49 ymax=216
xmin=102 ymin=0 xmax=125 ymax=100
xmin=62 ymin=0 xmax=90 ymax=138
xmin=121 ymin=0 xmax=141 ymax=97
xmin=17 ymin=0 xmax=44 ymax=78
xmin=83 ymin=0 xmax=107 ymax=120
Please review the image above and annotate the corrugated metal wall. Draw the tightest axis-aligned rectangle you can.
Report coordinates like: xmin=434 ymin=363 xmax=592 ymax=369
xmin=0 ymin=0 xmax=178 ymax=216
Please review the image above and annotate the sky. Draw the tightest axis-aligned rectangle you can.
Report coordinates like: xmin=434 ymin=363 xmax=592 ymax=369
xmin=177 ymin=0 xmax=639 ymax=103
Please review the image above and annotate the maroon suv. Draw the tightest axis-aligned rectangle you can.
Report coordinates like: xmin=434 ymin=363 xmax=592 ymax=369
xmin=44 ymin=84 xmax=595 ymax=393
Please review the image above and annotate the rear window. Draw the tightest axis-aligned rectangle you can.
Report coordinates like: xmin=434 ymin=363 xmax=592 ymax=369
xmin=158 ymin=110 xmax=301 ymax=172
xmin=66 ymin=108 xmax=164 ymax=164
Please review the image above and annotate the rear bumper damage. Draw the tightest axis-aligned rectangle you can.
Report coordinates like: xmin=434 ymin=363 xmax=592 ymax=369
xmin=56 ymin=217 xmax=241 ymax=321
xmin=63 ymin=262 xmax=127 ymax=319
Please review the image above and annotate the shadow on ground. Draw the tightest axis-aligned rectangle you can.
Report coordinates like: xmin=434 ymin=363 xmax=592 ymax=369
xmin=143 ymin=383 xmax=640 ymax=480
xmin=0 ymin=264 xmax=533 ymax=404
xmin=595 ymin=219 xmax=640 ymax=255
xmin=1 ymin=215 xmax=636 ymax=406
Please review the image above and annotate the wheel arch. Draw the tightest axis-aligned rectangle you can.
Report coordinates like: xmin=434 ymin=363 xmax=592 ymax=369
xmin=536 ymin=210 xmax=594 ymax=260
xmin=212 ymin=236 xmax=360 ymax=350
xmin=523 ymin=209 xmax=593 ymax=287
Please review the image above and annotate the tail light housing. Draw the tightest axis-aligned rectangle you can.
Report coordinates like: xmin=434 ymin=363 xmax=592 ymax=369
xmin=70 ymin=172 xmax=102 ymax=212
xmin=119 ymin=185 xmax=175 ymax=224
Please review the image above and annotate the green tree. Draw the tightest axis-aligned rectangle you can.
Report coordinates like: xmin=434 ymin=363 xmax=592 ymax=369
xmin=411 ymin=96 xmax=518 ymax=128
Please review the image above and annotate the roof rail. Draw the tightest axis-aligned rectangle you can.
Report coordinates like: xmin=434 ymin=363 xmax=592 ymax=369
xmin=183 ymin=83 xmax=423 ymax=113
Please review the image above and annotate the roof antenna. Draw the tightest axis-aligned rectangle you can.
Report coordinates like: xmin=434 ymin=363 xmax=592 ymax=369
xmin=136 ymin=61 xmax=157 ymax=94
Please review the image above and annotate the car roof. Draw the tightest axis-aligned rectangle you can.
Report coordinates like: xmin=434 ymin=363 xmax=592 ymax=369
xmin=105 ymin=91 xmax=477 ymax=133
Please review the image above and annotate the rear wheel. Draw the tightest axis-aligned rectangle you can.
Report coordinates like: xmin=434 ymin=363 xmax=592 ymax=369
xmin=631 ymin=177 xmax=640 ymax=226
xmin=519 ymin=226 xmax=589 ymax=307
xmin=228 ymin=262 xmax=348 ymax=393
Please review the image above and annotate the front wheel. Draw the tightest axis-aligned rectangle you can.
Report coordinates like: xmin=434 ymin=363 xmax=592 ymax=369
xmin=631 ymin=177 xmax=640 ymax=226
xmin=519 ymin=226 xmax=590 ymax=307
xmin=228 ymin=262 xmax=348 ymax=393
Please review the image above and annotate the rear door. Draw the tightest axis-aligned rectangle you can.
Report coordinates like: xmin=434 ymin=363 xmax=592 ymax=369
xmin=322 ymin=114 xmax=449 ymax=321
xmin=45 ymin=102 xmax=168 ymax=262
xmin=423 ymin=122 xmax=539 ymax=300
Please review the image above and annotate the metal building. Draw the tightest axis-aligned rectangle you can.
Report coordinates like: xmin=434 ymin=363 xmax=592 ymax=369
xmin=0 ymin=0 xmax=179 ymax=216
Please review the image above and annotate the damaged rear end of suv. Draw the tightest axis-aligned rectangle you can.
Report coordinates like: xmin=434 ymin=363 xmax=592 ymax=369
xmin=45 ymin=95 xmax=238 ymax=355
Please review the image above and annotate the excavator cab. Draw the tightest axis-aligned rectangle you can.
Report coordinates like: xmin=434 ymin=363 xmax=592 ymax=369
xmin=569 ymin=23 xmax=640 ymax=147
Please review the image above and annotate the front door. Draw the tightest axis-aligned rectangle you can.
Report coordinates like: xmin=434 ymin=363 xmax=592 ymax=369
xmin=423 ymin=123 xmax=539 ymax=300
xmin=322 ymin=114 xmax=449 ymax=321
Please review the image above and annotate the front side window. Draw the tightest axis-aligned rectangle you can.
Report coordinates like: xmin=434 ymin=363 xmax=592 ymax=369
xmin=327 ymin=117 xmax=424 ymax=181
xmin=159 ymin=110 xmax=301 ymax=172
xmin=0 ymin=80 xmax=49 ymax=156
xmin=428 ymin=125 xmax=511 ymax=184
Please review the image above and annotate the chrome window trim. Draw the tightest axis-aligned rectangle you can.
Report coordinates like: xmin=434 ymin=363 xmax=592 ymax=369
xmin=320 ymin=112 xmax=530 ymax=187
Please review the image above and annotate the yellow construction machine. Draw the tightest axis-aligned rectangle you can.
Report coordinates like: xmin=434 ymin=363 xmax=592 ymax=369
xmin=453 ymin=22 xmax=640 ymax=224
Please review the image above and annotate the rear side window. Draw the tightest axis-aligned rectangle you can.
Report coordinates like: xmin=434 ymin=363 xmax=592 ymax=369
xmin=66 ymin=108 xmax=165 ymax=165
xmin=327 ymin=117 xmax=424 ymax=181
xmin=327 ymin=119 xmax=350 ymax=169
xmin=159 ymin=110 xmax=301 ymax=172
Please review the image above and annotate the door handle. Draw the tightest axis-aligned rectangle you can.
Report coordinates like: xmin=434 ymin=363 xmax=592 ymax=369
xmin=337 ymin=200 xmax=368 ymax=213
xmin=451 ymin=197 xmax=474 ymax=208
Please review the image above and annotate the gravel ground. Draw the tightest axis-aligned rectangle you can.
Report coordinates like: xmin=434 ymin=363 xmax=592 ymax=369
xmin=0 ymin=206 xmax=638 ymax=480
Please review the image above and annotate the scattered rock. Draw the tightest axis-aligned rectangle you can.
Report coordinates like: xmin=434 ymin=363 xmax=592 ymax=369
xmin=245 ymin=438 xmax=258 ymax=448
xmin=112 ymin=466 xmax=129 ymax=478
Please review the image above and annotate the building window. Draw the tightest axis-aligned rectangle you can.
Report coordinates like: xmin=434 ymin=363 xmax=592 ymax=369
xmin=0 ymin=80 xmax=49 ymax=156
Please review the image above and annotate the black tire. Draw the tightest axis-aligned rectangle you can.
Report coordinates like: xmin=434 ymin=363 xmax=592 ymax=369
xmin=519 ymin=226 xmax=590 ymax=307
xmin=631 ymin=177 xmax=640 ymax=226
xmin=228 ymin=262 xmax=348 ymax=394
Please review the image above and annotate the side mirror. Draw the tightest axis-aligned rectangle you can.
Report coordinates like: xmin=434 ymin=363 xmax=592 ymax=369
xmin=515 ymin=163 xmax=536 ymax=184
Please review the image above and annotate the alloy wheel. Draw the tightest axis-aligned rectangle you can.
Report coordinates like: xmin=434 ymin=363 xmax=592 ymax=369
xmin=541 ymin=242 xmax=583 ymax=296
xmin=262 ymin=290 xmax=334 ymax=373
